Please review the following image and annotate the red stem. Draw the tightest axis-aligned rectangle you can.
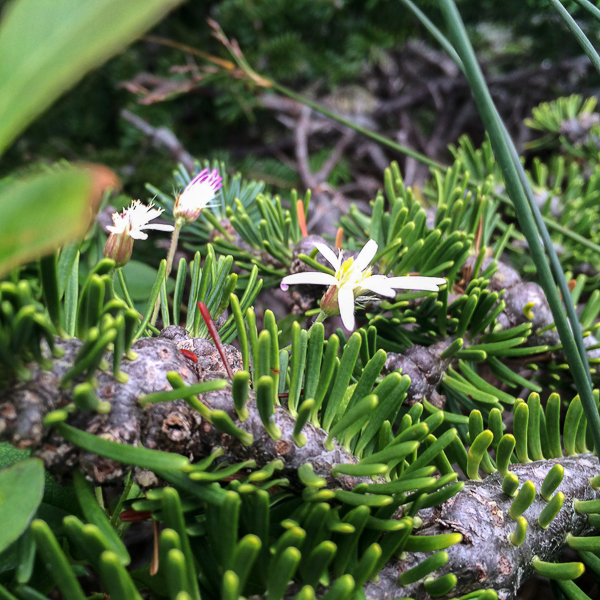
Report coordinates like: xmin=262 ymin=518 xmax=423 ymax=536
xmin=119 ymin=509 xmax=152 ymax=522
xmin=198 ymin=301 xmax=235 ymax=379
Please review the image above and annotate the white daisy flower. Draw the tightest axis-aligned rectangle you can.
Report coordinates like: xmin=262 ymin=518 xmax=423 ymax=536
xmin=107 ymin=200 xmax=174 ymax=240
xmin=104 ymin=200 xmax=174 ymax=267
xmin=281 ymin=239 xmax=446 ymax=331
xmin=173 ymin=167 xmax=223 ymax=224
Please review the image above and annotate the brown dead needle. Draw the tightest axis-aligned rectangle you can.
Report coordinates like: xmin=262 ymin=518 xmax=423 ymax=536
xmin=119 ymin=509 xmax=152 ymax=522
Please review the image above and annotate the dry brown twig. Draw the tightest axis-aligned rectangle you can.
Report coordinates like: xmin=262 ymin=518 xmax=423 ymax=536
xmin=120 ymin=109 xmax=195 ymax=173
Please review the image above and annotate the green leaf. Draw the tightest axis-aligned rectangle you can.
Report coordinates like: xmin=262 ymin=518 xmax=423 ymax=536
xmin=0 ymin=458 xmax=45 ymax=553
xmin=0 ymin=0 xmax=184 ymax=155
xmin=0 ymin=442 xmax=30 ymax=470
xmin=55 ymin=423 xmax=189 ymax=472
xmin=117 ymin=260 xmax=175 ymax=304
xmin=73 ymin=471 xmax=130 ymax=566
xmin=41 ymin=472 xmax=81 ymax=521
xmin=0 ymin=169 xmax=106 ymax=277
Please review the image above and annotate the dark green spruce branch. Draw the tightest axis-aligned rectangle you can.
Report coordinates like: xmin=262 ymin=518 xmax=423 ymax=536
xmin=267 ymin=64 xmax=600 ymax=262
xmin=156 ymin=26 xmax=600 ymax=261
xmin=0 ymin=330 xmax=363 ymax=488
xmin=1 ymin=310 xmax=599 ymax=598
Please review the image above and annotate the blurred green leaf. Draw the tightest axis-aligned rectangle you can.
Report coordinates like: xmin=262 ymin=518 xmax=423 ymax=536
xmin=0 ymin=458 xmax=45 ymax=553
xmin=0 ymin=0 xmax=184 ymax=155
xmin=0 ymin=445 xmax=81 ymax=534
xmin=0 ymin=442 xmax=30 ymax=471
xmin=42 ymin=473 xmax=82 ymax=522
xmin=0 ymin=168 xmax=104 ymax=277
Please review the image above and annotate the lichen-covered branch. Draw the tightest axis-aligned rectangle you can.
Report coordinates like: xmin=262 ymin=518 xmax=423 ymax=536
xmin=367 ymin=455 xmax=600 ymax=600
xmin=382 ymin=339 xmax=452 ymax=407
xmin=0 ymin=327 xmax=361 ymax=489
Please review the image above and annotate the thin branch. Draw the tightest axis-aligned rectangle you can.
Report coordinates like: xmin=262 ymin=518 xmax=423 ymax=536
xmin=313 ymin=129 xmax=356 ymax=183
xmin=294 ymin=106 xmax=318 ymax=189
xmin=120 ymin=109 xmax=195 ymax=173
xmin=0 ymin=328 xmax=362 ymax=489
xmin=367 ymin=455 xmax=600 ymax=600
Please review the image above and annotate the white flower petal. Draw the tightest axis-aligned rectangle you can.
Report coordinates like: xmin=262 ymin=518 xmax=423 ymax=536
xmin=315 ymin=243 xmax=341 ymax=270
xmin=386 ymin=276 xmax=446 ymax=292
xmin=129 ymin=229 xmax=148 ymax=240
xmin=338 ymin=285 xmax=356 ymax=331
xmin=280 ymin=272 xmax=338 ymax=291
xmin=353 ymin=239 xmax=378 ymax=271
xmin=142 ymin=208 xmax=163 ymax=222
xmin=129 ymin=230 xmax=149 ymax=240
xmin=360 ymin=275 xmax=397 ymax=298
xmin=142 ymin=224 xmax=175 ymax=232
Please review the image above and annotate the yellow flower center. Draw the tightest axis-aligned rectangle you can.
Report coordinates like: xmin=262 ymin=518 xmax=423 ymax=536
xmin=335 ymin=256 xmax=371 ymax=289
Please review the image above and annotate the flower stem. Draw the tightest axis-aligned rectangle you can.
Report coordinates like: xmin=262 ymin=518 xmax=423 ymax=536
xmin=165 ymin=219 xmax=183 ymax=280
xmin=150 ymin=219 xmax=182 ymax=327
xmin=312 ymin=311 xmax=327 ymax=326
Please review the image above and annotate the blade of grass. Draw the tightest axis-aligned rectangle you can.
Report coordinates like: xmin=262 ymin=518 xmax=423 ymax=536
xmin=438 ymin=0 xmax=600 ymax=452
xmin=399 ymin=0 xmax=463 ymax=67
xmin=546 ymin=0 xmax=600 ymax=73
xmin=572 ymin=0 xmax=600 ymax=22
xmin=500 ymin=118 xmax=591 ymax=384
xmin=400 ymin=0 xmax=592 ymax=382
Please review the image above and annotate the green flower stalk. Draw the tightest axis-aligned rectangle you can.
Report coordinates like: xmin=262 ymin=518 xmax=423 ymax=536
xmin=151 ymin=168 xmax=223 ymax=325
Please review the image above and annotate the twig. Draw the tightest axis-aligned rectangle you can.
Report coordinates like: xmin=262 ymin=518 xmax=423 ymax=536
xmin=313 ymin=128 xmax=356 ymax=183
xmin=120 ymin=109 xmax=195 ymax=173
xmin=0 ymin=330 xmax=361 ymax=488
xmin=294 ymin=106 xmax=318 ymax=189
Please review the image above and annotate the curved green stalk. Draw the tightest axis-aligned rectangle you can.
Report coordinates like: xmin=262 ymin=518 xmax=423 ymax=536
xmin=400 ymin=0 xmax=592 ymax=381
xmin=546 ymin=0 xmax=600 ymax=74
xmin=572 ymin=0 xmax=600 ymax=22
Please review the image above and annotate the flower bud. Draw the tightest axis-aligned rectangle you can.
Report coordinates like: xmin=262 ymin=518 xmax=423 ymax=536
xmin=173 ymin=168 xmax=223 ymax=224
xmin=104 ymin=231 xmax=133 ymax=268
xmin=320 ymin=285 xmax=340 ymax=317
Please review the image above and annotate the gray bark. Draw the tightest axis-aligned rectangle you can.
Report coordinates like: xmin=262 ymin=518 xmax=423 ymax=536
xmin=367 ymin=455 xmax=600 ymax=600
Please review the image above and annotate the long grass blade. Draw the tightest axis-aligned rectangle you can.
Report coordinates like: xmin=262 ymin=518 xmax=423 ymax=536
xmin=438 ymin=0 xmax=600 ymax=451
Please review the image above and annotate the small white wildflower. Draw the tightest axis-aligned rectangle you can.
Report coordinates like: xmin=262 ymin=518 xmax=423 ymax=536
xmin=173 ymin=167 xmax=223 ymax=224
xmin=107 ymin=200 xmax=174 ymax=240
xmin=104 ymin=200 xmax=174 ymax=266
xmin=281 ymin=239 xmax=446 ymax=331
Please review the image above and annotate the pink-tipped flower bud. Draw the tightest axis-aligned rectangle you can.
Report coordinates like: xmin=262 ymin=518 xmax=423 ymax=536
xmin=173 ymin=168 xmax=223 ymax=224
